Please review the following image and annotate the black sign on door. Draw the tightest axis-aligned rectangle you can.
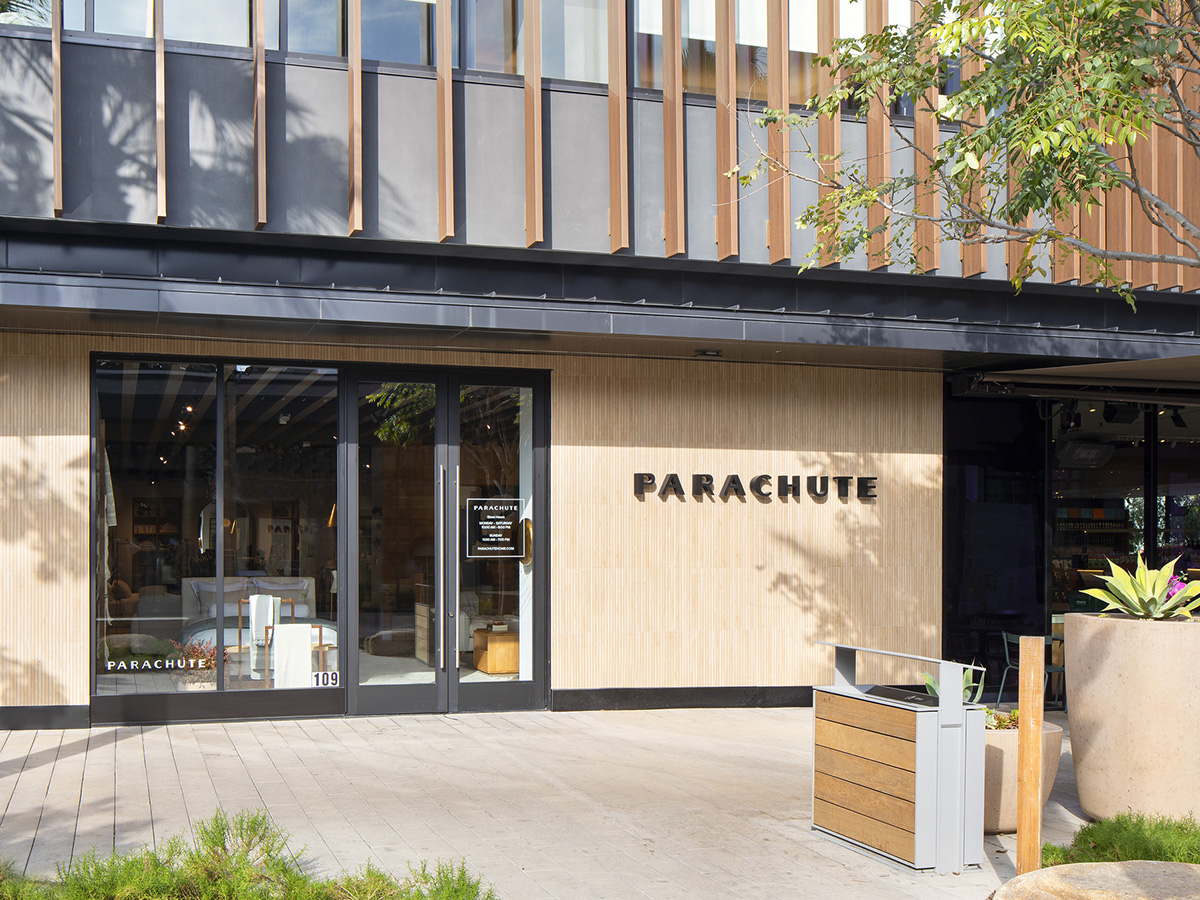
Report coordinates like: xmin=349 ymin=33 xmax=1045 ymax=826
xmin=466 ymin=498 xmax=525 ymax=558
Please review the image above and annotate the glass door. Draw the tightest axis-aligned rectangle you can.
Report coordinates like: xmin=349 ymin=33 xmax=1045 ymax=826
xmin=349 ymin=372 xmax=546 ymax=715
xmin=453 ymin=381 xmax=543 ymax=712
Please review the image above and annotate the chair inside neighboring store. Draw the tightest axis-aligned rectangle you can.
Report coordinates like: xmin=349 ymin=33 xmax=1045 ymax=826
xmin=996 ymin=631 xmax=1065 ymax=709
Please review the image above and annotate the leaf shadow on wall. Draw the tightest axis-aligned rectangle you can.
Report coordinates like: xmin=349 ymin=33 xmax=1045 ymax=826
xmin=764 ymin=452 xmax=941 ymax=685
xmin=0 ymin=37 xmax=54 ymax=217
xmin=0 ymin=447 xmax=89 ymax=585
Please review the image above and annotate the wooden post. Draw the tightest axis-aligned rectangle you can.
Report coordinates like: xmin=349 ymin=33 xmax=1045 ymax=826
xmin=1016 ymin=635 xmax=1044 ymax=875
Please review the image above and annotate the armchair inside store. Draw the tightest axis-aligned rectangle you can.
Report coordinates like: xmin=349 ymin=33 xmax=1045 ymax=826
xmin=946 ymin=357 xmax=1200 ymax=690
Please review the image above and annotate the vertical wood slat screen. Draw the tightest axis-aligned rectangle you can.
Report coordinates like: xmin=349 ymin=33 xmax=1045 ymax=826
xmin=816 ymin=1 xmax=839 ymax=267
xmin=959 ymin=54 xmax=985 ymax=277
xmin=607 ymin=0 xmax=629 ymax=252
xmin=912 ymin=0 xmax=937 ymax=272
xmin=865 ymin=0 xmax=887 ymax=268
xmin=525 ymin=0 xmax=543 ymax=247
xmin=436 ymin=0 xmax=454 ymax=241
xmin=347 ymin=0 xmax=363 ymax=236
xmin=1079 ymin=194 xmax=1105 ymax=286
xmin=1154 ymin=113 xmax=1181 ymax=291
xmin=51 ymin=0 xmax=62 ymax=217
xmin=1182 ymin=70 xmax=1200 ymax=292
xmin=1052 ymin=205 xmax=1079 ymax=284
xmin=252 ymin=0 xmax=266 ymax=229
xmin=1105 ymin=156 xmax=1131 ymax=286
xmin=1130 ymin=128 xmax=1156 ymax=289
xmin=663 ymin=0 xmax=685 ymax=257
xmin=766 ymin=0 xmax=789 ymax=264
xmin=154 ymin=0 xmax=166 ymax=223
xmin=715 ymin=0 xmax=737 ymax=260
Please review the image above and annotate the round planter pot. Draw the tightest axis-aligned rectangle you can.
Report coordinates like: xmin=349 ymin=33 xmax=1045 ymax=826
xmin=1065 ymin=612 xmax=1200 ymax=820
xmin=982 ymin=722 xmax=1063 ymax=834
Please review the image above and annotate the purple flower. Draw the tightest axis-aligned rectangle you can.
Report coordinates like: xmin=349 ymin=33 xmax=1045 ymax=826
xmin=1167 ymin=575 xmax=1187 ymax=598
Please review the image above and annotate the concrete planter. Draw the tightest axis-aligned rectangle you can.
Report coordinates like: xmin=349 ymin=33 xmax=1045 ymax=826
xmin=982 ymin=722 xmax=1062 ymax=834
xmin=1065 ymin=612 xmax=1200 ymax=820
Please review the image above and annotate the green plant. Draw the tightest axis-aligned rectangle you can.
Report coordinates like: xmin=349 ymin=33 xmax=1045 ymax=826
xmin=403 ymin=861 xmax=496 ymax=900
xmin=1043 ymin=811 xmax=1200 ymax=866
xmin=1081 ymin=554 xmax=1200 ymax=620
xmin=922 ymin=667 xmax=986 ymax=703
xmin=986 ymin=707 xmax=1019 ymax=730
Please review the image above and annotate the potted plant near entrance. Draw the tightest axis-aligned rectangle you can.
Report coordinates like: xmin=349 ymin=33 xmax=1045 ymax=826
xmin=924 ymin=674 xmax=1062 ymax=834
xmin=981 ymin=708 xmax=1063 ymax=834
xmin=1067 ymin=554 xmax=1200 ymax=820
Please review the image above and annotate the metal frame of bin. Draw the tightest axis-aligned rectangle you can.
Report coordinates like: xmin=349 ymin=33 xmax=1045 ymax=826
xmin=811 ymin=642 xmax=985 ymax=875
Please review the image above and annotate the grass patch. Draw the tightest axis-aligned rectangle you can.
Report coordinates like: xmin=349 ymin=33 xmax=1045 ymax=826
xmin=1043 ymin=811 xmax=1200 ymax=867
xmin=0 ymin=810 xmax=493 ymax=900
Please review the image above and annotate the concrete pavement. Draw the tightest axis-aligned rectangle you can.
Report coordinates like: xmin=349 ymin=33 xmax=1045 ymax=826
xmin=0 ymin=707 xmax=1084 ymax=899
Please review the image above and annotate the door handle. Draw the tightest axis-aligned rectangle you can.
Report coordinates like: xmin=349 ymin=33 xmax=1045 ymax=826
xmin=436 ymin=463 xmax=444 ymax=671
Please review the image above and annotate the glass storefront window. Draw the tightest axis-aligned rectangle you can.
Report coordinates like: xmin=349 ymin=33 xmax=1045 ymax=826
xmin=1050 ymin=401 xmax=1146 ymax=613
xmin=1156 ymin=405 xmax=1200 ymax=573
xmin=223 ymin=365 xmax=339 ymax=690
xmin=95 ymin=361 xmax=219 ymax=694
xmin=467 ymin=0 xmax=523 ymax=74
xmin=288 ymin=0 xmax=344 ymax=56
xmin=542 ymin=0 xmax=605 ymax=82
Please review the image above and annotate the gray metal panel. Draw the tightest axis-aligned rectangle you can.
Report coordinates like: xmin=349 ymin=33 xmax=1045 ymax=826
xmin=362 ymin=72 xmax=437 ymax=242
xmin=839 ymin=120 xmax=868 ymax=271
xmin=0 ymin=38 xmax=53 ymax=217
xmin=461 ymin=81 xmax=524 ymax=247
xmin=545 ymin=89 xmax=609 ymax=253
xmin=265 ymin=61 xmax=348 ymax=237
xmin=61 ymin=43 xmax=157 ymax=222
xmin=737 ymin=113 xmax=770 ymax=266
xmin=912 ymin=709 xmax=938 ymax=870
xmin=684 ymin=103 xmax=716 ymax=261
xmin=889 ymin=125 xmax=915 ymax=275
xmin=631 ymin=97 xmax=665 ymax=257
xmin=164 ymin=53 xmax=254 ymax=230
xmin=789 ymin=115 xmax=820 ymax=266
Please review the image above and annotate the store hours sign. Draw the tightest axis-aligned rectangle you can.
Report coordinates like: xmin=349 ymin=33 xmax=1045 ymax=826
xmin=466 ymin=498 xmax=526 ymax=558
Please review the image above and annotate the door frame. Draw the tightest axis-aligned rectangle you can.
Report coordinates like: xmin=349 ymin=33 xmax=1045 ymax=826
xmin=345 ymin=366 xmax=550 ymax=716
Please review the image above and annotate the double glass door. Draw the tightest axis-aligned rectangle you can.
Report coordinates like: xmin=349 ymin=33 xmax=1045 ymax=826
xmin=349 ymin=372 xmax=545 ymax=714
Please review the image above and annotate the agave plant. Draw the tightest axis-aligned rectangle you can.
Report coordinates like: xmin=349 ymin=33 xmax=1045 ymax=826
xmin=1082 ymin=554 xmax=1200 ymax=620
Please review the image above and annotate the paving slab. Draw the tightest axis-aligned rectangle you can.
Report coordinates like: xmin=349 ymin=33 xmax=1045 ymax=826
xmin=0 ymin=707 xmax=1083 ymax=899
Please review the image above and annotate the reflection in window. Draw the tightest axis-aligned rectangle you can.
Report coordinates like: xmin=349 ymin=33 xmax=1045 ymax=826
xmin=0 ymin=0 xmax=51 ymax=27
xmin=94 ymin=0 xmax=150 ymax=37
xmin=468 ymin=0 xmax=522 ymax=74
xmin=542 ymin=0 xmax=605 ymax=82
xmin=633 ymin=0 xmax=662 ymax=89
xmin=289 ymin=0 xmax=344 ymax=56
xmin=165 ymin=0 xmax=249 ymax=46
xmin=634 ymin=0 xmax=716 ymax=93
xmin=363 ymin=0 xmax=440 ymax=65
xmin=95 ymin=360 xmax=219 ymax=695
xmin=788 ymin=0 xmax=817 ymax=106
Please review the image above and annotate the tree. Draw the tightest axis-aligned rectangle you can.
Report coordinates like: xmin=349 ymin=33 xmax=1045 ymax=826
xmin=746 ymin=0 xmax=1200 ymax=304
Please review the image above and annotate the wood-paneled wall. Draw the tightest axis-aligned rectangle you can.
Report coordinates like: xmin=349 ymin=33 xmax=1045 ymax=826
xmin=0 ymin=334 xmax=941 ymax=707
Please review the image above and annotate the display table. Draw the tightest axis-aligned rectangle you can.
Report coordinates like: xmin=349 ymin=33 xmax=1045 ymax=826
xmin=473 ymin=629 xmax=518 ymax=674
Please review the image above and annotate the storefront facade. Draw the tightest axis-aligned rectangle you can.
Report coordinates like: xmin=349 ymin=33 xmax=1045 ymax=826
xmin=3 ymin=4 xmax=1200 ymax=727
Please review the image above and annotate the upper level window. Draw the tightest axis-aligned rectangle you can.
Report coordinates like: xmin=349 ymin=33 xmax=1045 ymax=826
xmin=93 ymin=0 xmax=150 ymax=37
xmin=542 ymin=0 xmax=605 ymax=83
xmin=289 ymin=0 xmax=343 ymax=55
xmin=467 ymin=0 xmax=523 ymax=74
xmin=165 ymin=0 xmax=252 ymax=47
xmin=363 ymin=0 xmax=442 ymax=67
xmin=634 ymin=0 xmax=716 ymax=93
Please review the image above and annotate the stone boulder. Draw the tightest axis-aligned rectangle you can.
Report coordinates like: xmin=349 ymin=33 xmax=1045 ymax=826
xmin=991 ymin=862 xmax=1200 ymax=900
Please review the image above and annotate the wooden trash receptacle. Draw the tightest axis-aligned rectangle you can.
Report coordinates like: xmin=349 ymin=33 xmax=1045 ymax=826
xmin=812 ymin=644 xmax=985 ymax=874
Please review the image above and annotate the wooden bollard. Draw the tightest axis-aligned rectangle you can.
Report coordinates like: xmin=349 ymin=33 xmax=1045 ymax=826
xmin=1016 ymin=634 xmax=1045 ymax=875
